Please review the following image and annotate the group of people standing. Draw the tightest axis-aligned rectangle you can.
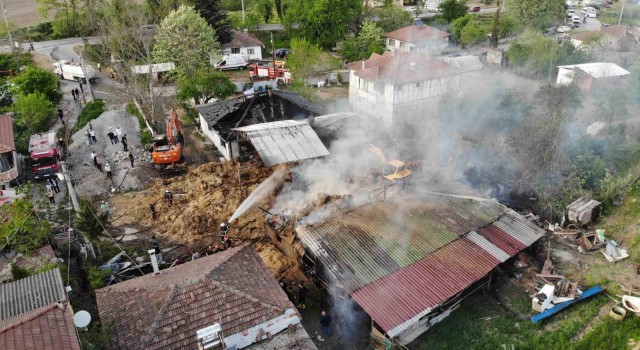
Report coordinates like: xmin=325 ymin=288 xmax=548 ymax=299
xmin=71 ymin=83 xmax=83 ymax=101
xmin=44 ymin=177 xmax=61 ymax=204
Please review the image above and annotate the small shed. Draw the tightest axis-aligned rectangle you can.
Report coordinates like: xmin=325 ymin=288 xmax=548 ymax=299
xmin=130 ymin=62 xmax=175 ymax=81
xmin=566 ymin=197 xmax=601 ymax=227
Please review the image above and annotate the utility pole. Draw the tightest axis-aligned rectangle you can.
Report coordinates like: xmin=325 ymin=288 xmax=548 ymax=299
xmin=618 ymin=0 xmax=626 ymax=25
xmin=271 ymin=31 xmax=276 ymax=87
xmin=242 ymin=0 xmax=246 ymax=23
xmin=0 ymin=0 xmax=13 ymax=50
xmin=58 ymin=161 xmax=80 ymax=212
xmin=78 ymin=51 xmax=96 ymax=102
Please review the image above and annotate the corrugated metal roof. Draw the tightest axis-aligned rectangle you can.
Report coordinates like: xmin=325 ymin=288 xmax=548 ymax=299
xmin=234 ymin=120 xmax=330 ymax=166
xmin=296 ymin=194 xmax=545 ymax=336
xmin=131 ymin=62 xmax=175 ymax=74
xmin=466 ymin=231 xmax=510 ymax=263
xmin=0 ymin=115 xmax=15 ymax=153
xmin=351 ymin=238 xmax=499 ymax=337
xmin=0 ymin=268 xmax=66 ymax=321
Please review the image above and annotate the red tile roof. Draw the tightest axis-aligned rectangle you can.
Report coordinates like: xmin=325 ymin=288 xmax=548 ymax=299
xmin=603 ymin=25 xmax=632 ymax=39
xmin=347 ymin=51 xmax=463 ymax=85
xmin=351 ymin=238 xmax=499 ymax=335
xmin=385 ymin=24 xmax=449 ymax=43
xmin=96 ymin=245 xmax=296 ymax=350
xmin=0 ymin=304 xmax=81 ymax=350
xmin=0 ymin=115 xmax=15 ymax=153
xmin=222 ymin=30 xmax=264 ymax=49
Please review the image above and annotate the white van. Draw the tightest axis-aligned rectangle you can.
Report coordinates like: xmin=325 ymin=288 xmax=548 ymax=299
xmin=585 ymin=7 xmax=598 ymax=17
xmin=214 ymin=54 xmax=248 ymax=70
xmin=425 ymin=2 xmax=441 ymax=12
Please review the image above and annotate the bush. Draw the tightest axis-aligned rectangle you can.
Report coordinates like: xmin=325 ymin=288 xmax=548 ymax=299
xmin=126 ymin=102 xmax=147 ymax=130
xmin=0 ymin=53 xmax=33 ymax=72
xmin=88 ymin=266 xmax=111 ymax=289
xmin=140 ymin=130 xmax=153 ymax=145
xmin=75 ymin=198 xmax=106 ymax=237
xmin=10 ymin=263 xmax=32 ymax=280
xmin=75 ymin=99 xmax=105 ymax=131
xmin=286 ymin=80 xmax=315 ymax=101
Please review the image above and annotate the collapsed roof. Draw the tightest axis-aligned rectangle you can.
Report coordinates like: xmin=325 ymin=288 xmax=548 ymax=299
xmin=296 ymin=193 xmax=544 ymax=339
xmin=195 ymin=91 xmax=323 ymax=141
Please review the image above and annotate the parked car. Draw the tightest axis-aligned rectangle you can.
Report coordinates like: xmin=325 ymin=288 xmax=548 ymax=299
xmin=567 ymin=8 xmax=576 ymax=17
xmin=556 ymin=25 xmax=573 ymax=33
xmin=572 ymin=15 xmax=582 ymax=25
xmin=469 ymin=6 xmax=481 ymax=12
xmin=213 ymin=54 xmax=248 ymax=70
xmin=270 ymin=48 xmax=291 ymax=58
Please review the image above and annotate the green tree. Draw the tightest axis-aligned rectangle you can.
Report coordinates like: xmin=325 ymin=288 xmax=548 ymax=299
xmin=284 ymin=0 xmax=363 ymax=47
xmin=255 ymin=0 xmax=274 ymax=23
xmin=376 ymin=3 xmax=413 ymax=33
xmin=507 ymin=30 xmax=558 ymax=77
xmin=75 ymin=199 xmax=106 ymax=238
xmin=451 ymin=14 xmax=473 ymax=41
xmin=177 ymin=69 xmax=236 ymax=104
xmin=460 ymin=22 xmax=486 ymax=46
xmin=287 ymin=37 xmax=321 ymax=81
xmin=189 ymin=0 xmax=233 ymax=44
xmin=152 ymin=5 xmax=221 ymax=76
xmin=339 ymin=21 xmax=385 ymax=62
xmin=0 ymin=199 xmax=51 ymax=253
xmin=490 ymin=8 xmax=499 ymax=47
xmin=12 ymin=67 xmax=63 ymax=105
xmin=12 ymin=93 xmax=55 ymax=151
xmin=508 ymin=0 xmax=564 ymax=28
xmin=440 ymin=0 xmax=468 ymax=23
xmin=37 ymin=0 xmax=83 ymax=38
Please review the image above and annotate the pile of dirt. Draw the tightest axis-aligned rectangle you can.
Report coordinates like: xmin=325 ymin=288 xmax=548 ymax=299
xmin=109 ymin=161 xmax=310 ymax=280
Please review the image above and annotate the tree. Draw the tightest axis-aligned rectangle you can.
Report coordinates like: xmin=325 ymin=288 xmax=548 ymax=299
xmin=75 ymin=198 xmax=106 ymax=237
xmin=255 ymin=0 xmax=274 ymax=23
xmin=153 ymin=5 xmax=221 ymax=76
xmin=12 ymin=67 xmax=62 ymax=105
xmin=339 ymin=21 xmax=384 ymax=62
xmin=460 ymin=22 xmax=486 ymax=46
xmin=177 ymin=69 xmax=236 ymax=104
xmin=99 ymin=0 xmax=161 ymax=129
xmin=451 ymin=14 xmax=473 ymax=41
xmin=284 ymin=0 xmax=363 ymax=47
xmin=287 ymin=37 xmax=321 ymax=81
xmin=189 ymin=0 xmax=233 ymax=44
xmin=490 ymin=8 xmax=499 ymax=47
xmin=12 ymin=93 xmax=56 ymax=151
xmin=440 ymin=0 xmax=468 ymax=23
xmin=507 ymin=30 xmax=558 ymax=77
xmin=498 ymin=14 xmax=518 ymax=38
xmin=376 ymin=3 xmax=413 ymax=33
xmin=0 ymin=199 xmax=51 ymax=253
xmin=508 ymin=0 xmax=564 ymax=28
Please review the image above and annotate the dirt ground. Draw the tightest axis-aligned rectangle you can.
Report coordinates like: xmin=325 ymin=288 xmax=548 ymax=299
xmin=3 ymin=0 xmax=45 ymax=29
xmin=109 ymin=161 xmax=306 ymax=281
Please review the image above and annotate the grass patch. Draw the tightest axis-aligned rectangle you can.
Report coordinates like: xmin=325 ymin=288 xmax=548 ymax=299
xmin=0 ymin=53 xmax=34 ymax=72
xmin=74 ymin=99 xmax=105 ymax=131
xmin=598 ymin=4 xmax=640 ymax=26
xmin=140 ymin=130 xmax=153 ymax=145
xmin=126 ymin=102 xmax=147 ymax=130
xmin=412 ymin=285 xmax=620 ymax=350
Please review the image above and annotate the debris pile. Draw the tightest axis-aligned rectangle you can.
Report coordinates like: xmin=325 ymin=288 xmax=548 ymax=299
xmin=109 ymin=150 xmax=153 ymax=165
xmin=110 ymin=162 xmax=306 ymax=281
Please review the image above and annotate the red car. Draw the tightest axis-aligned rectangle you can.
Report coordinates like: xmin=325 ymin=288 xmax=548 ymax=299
xmin=470 ymin=6 xmax=481 ymax=12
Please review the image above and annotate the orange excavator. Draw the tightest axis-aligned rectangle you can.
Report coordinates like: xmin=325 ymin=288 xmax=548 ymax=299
xmin=152 ymin=108 xmax=184 ymax=169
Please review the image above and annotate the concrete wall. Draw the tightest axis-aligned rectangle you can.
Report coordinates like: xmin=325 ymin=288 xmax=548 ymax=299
xmin=385 ymin=37 xmax=448 ymax=54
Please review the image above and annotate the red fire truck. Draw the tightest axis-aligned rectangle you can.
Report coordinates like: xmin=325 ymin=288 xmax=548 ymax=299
xmin=247 ymin=61 xmax=292 ymax=84
xmin=28 ymin=131 xmax=61 ymax=180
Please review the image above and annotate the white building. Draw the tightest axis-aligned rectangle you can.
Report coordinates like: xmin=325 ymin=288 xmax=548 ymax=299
xmin=222 ymin=30 xmax=264 ymax=61
xmin=384 ymin=21 xmax=449 ymax=54
xmin=556 ymin=62 xmax=630 ymax=91
xmin=0 ymin=115 xmax=19 ymax=197
xmin=348 ymin=51 xmax=463 ymax=126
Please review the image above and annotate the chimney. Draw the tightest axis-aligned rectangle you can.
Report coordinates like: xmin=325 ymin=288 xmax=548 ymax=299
xmin=148 ymin=249 xmax=160 ymax=275
xmin=410 ymin=62 xmax=416 ymax=70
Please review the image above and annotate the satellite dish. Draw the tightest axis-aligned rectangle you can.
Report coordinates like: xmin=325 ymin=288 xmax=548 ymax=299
xmin=73 ymin=310 xmax=91 ymax=328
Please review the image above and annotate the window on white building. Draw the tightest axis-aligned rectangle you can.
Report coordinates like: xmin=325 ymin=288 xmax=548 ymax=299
xmin=247 ymin=48 xmax=255 ymax=55
xmin=409 ymin=46 xmax=416 ymax=52
xmin=231 ymin=48 xmax=240 ymax=54
xmin=399 ymin=42 xmax=406 ymax=50
xmin=389 ymin=39 xmax=395 ymax=47
xmin=375 ymin=83 xmax=384 ymax=94
xmin=396 ymin=85 xmax=403 ymax=92
xmin=415 ymin=82 xmax=421 ymax=88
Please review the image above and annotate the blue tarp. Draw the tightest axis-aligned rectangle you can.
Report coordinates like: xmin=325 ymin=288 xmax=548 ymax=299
xmin=531 ymin=285 xmax=605 ymax=324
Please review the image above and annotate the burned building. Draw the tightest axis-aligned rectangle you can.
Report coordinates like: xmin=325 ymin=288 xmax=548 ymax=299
xmin=195 ymin=91 xmax=329 ymax=166
xmin=269 ymin=193 xmax=544 ymax=345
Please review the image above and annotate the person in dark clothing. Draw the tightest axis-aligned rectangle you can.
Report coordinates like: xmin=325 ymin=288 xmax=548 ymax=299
xmin=48 ymin=178 xmax=60 ymax=193
xmin=121 ymin=134 xmax=128 ymax=151
xmin=150 ymin=235 xmax=160 ymax=254
xmin=96 ymin=156 xmax=103 ymax=172
xmin=52 ymin=177 xmax=60 ymax=193
xmin=128 ymin=151 xmax=134 ymax=167
xmin=71 ymin=89 xmax=77 ymax=100
xmin=297 ymin=284 xmax=308 ymax=310
xmin=58 ymin=109 xmax=64 ymax=124
xmin=164 ymin=188 xmax=173 ymax=205
xmin=107 ymin=130 xmax=115 ymax=144
xmin=79 ymin=82 xmax=84 ymax=93
xmin=58 ymin=138 xmax=66 ymax=154
xmin=320 ymin=311 xmax=331 ymax=336
xmin=74 ymin=88 xmax=80 ymax=97
xmin=149 ymin=203 xmax=157 ymax=221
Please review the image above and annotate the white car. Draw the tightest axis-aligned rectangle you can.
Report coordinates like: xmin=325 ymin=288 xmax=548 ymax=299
xmin=556 ymin=25 xmax=573 ymax=33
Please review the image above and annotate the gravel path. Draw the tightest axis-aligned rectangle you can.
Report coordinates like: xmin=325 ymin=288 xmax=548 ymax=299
xmin=67 ymin=106 xmax=154 ymax=197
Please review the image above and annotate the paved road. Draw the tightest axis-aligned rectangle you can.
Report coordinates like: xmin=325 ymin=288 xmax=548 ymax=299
xmin=0 ymin=36 xmax=102 ymax=60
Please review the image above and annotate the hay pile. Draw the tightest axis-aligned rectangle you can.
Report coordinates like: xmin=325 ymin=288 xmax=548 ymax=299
xmin=110 ymin=161 xmax=306 ymax=281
